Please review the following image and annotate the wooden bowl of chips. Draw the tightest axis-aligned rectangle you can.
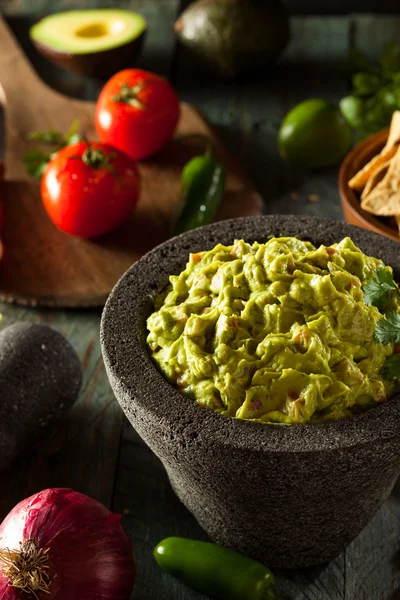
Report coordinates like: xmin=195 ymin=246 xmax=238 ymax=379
xmin=339 ymin=113 xmax=400 ymax=242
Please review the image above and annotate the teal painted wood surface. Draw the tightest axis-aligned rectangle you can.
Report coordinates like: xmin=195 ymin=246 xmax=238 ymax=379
xmin=1 ymin=4 xmax=400 ymax=599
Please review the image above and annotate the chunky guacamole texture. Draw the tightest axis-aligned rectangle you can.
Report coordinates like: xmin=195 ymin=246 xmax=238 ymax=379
xmin=146 ymin=237 xmax=397 ymax=424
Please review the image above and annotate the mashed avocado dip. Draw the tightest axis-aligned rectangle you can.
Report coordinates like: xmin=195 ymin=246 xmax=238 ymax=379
xmin=146 ymin=237 xmax=399 ymax=424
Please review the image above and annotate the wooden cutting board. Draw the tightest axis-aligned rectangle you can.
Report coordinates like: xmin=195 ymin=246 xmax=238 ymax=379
xmin=0 ymin=17 xmax=263 ymax=308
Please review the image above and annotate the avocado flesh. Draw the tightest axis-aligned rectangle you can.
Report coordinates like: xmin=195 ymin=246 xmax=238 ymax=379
xmin=175 ymin=0 xmax=290 ymax=78
xmin=30 ymin=9 xmax=146 ymax=54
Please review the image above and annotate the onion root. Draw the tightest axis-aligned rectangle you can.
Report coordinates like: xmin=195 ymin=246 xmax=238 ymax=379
xmin=0 ymin=539 xmax=50 ymax=598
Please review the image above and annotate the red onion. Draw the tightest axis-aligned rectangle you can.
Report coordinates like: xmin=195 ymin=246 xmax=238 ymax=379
xmin=0 ymin=488 xmax=135 ymax=599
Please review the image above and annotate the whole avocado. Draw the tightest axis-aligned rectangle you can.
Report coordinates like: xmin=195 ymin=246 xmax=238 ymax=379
xmin=0 ymin=322 xmax=82 ymax=472
xmin=278 ymin=99 xmax=353 ymax=169
xmin=174 ymin=0 xmax=290 ymax=78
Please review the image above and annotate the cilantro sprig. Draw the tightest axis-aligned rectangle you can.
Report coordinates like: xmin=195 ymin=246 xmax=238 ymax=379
xmin=375 ymin=312 xmax=400 ymax=345
xmin=362 ymin=267 xmax=400 ymax=380
xmin=339 ymin=42 xmax=400 ymax=139
xmin=363 ymin=268 xmax=397 ymax=309
xmin=366 ymin=271 xmax=400 ymax=379
xmin=377 ymin=313 xmax=400 ymax=380
xmin=22 ymin=120 xmax=81 ymax=178
xmin=383 ymin=354 xmax=400 ymax=380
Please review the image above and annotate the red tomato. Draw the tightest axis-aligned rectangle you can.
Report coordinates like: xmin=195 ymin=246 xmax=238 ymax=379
xmin=95 ymin=69 xmax=180 ymax=161
xmin=41 ymin=142 xmax=140 ymax=239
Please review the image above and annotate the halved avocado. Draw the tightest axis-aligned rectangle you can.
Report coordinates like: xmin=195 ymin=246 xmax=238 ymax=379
xmin=30 ymin=9 xmax=147 ymax=79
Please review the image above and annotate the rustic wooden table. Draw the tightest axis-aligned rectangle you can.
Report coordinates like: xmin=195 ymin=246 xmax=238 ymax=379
xmin=1 ymin=2 xmax=400 ymax=599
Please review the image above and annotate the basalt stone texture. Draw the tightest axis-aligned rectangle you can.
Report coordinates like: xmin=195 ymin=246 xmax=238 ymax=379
xmin=0 ymin=323 xmax=82 ymax=472
xmin=101 ymin=215 xmax=400 ymax=568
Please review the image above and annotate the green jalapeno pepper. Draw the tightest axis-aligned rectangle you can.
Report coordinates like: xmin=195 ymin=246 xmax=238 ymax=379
xmin=172 ymin=149 xmax=226 ymax=235
xmin=154 ymin=537 xmax=278 ymax=600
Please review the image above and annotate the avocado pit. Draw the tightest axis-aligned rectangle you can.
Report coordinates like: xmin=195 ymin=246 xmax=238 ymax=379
xmin=75 ymin=22 xmax=109 ymax=39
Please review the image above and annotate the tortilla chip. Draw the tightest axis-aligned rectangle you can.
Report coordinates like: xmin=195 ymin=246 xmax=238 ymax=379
xmin=361 ymin=160 xmax=391 ymax=200
xmin=385 ymin=145 xmax=400 ymax=181
xmin=348 ymin=144 xmax=398 ymax=191
xmin=360 ymin=146 xmax=400 ymax=215
xmin=362 ymin=191 xmax=400 ymax=215
xmin=384 ymin=111 xmax=400 ymax=151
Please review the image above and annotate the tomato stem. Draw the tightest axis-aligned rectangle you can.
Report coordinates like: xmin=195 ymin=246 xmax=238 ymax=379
xmin=68 ymin=145 xmax=123 ymax=185
xmin=112 ymin=78 xmax=163 ymax=109
xmin=83 ymin=146 xmax=114 ymax=168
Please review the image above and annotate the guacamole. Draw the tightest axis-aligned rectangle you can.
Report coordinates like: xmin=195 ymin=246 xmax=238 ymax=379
xmin=146 ymin=237 xmax=398 ymax=424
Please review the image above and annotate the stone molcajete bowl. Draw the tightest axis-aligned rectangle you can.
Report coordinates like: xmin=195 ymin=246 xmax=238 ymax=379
xmin=100 ymin=215 xmax=400 ymax=568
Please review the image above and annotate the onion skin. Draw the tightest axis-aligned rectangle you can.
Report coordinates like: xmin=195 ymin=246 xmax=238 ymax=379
xmin=0 ymin=488 xmax=135 ymax=599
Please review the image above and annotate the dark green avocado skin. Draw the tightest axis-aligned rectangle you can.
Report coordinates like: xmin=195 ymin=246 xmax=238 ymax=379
xmin=175 ymin=0 xmax=290 ymax=78
xmin=31 ymin=32 xmax=146 ymax=80
xmin=0 ymin=323 xmax=82 ymax=473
